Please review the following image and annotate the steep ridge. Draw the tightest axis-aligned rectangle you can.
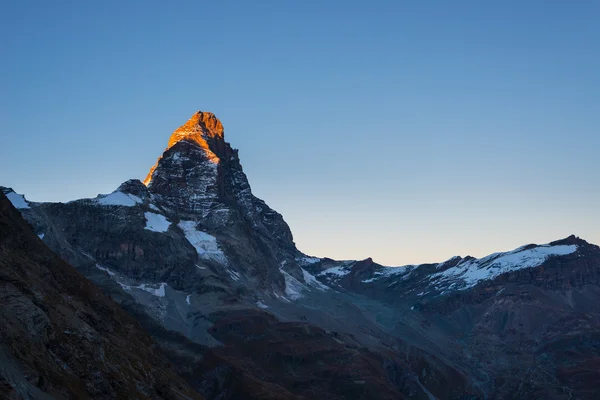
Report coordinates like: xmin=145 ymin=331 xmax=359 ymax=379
xmin=4 ymin=111 xmax=600 ymax=399
xmin=0 ymin=192 xmax=202 ymax=399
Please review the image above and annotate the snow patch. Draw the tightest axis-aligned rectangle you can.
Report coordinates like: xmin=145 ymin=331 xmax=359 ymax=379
xmin=136 ymin=282 xmax=167 ymax=297
xmin=95 ymin=264 xmax=115 ymax=276
xmin=318 ymin=263 xmax=353 ymax=278
xmin=149 ymin=203 xmax=160 ymax=211
xmin=256 ymin=301 xmax=269 ymax=309
xmin=361 ymin=265 xmax=416 ymax=283
xmin=98 ymin=270 xmax=168 ymax=298
xmin=302 ymin=268 xmax=329 ymax=291
xmin=38 ymin=233 xmax=45 ymax=239
xmin=296 ymin=256 xmax=321 ymax=266
xmin=96 ymin=191 xmax=142 ymax=207
xmin=277 ymin=266 xmax=330 ymax=302
xmin=144 ymin=212 xmax=171 ymax=232
xmin=178 ymin=220 xmax=227 ymax=263
xmin=430 ymin=244 xmax=578 ymax=290
xmin=274 ymin=291 xmax=291 ymax=303
xmin=6 ymin=192 xmax=30 ymax=209
xmin=279 ymin=269 xmax=305 ymax=300
xmin=227 ymin=269 xmax=241 ymax=281
xmin=186 ymin=294 xmax=191 ymax=305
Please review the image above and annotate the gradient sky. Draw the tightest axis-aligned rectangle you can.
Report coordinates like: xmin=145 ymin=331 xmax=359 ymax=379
xmin=1 ymin=1 xmax=599 ymax=266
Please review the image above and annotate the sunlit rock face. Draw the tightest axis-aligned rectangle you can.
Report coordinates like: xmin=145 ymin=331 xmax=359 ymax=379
xmin=144 ymin=111 xmax=224 ymax=186
xmin=143 ymin=112 xmax=226 ymax=215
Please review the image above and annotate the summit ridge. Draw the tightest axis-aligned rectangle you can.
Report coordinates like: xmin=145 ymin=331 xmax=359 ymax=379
xmin=143 ymin=111 xmax=224 ymax=185
xmin=167 ymin=111 xmax=224 ymax=148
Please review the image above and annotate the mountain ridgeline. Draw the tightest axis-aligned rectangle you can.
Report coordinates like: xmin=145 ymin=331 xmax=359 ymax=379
xmin=2 ymin=111 xmax=600 ymax=399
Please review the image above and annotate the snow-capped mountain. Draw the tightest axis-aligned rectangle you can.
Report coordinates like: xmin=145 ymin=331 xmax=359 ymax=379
xmin=305 ymin=238 xmax=585 ymax=296
xmin=4 ymin=111 xmax=600 ymax=399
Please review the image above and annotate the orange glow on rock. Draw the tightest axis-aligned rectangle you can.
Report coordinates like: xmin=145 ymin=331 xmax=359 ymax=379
xmin=143 ymin=111 xmax=223 ymax=186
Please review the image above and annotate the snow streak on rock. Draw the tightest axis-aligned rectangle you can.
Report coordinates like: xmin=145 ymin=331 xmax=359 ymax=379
xmin=178 ymin=220 xmax=227 ymax=264
xmin=137 ymin=282 xmax=167 ymax=297
xmin=302 ymin=268 xmax=329 ymax=291
xmin=144 ymin=212 xmax=171 ymax=232
xmin=6 ymin=191 xmax=30 ymax=209
xmin=318 ymin=262 xmax=355 ymax=278
xmin=96 ymin=191 xmax=142 ymax=207
xmin=362 ymin=265 xmax=416 ymax=283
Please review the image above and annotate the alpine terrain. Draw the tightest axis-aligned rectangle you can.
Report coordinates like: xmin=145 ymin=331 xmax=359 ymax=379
xmin=2 ymin=111 xmax=599 ymax=399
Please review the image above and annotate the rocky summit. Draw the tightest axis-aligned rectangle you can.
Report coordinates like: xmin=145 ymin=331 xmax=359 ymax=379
xmin=2 ymin=111 xmax=600 ymax=399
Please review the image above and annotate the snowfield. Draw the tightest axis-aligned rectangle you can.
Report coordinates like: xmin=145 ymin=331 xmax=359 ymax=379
xmin=430 ymin=244 xmax=578 ymax=290
xmin=144 ymin=212 xmax=171 ymax=232
xmin=96 ymin=191 xmax=142 ymax=207
xmin=6 ymin=192 xmax=30 ymax=209
xmin=178 ymin=220 xmax=227 ymax=263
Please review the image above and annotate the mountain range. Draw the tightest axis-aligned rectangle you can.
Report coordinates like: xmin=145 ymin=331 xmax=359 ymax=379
xmin=2 ymin=111 xmax=599 ymax=399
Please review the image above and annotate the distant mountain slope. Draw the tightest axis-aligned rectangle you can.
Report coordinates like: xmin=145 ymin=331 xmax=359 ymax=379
xmin=302 ymin=237 xmax=600 ymax=399
xmin=306 ymin=236 xmax=597 ymax=303
xmin=0 ymin=192 xmax=202 ymax=400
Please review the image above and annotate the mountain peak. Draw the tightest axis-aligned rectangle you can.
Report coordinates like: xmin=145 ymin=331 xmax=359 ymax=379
xmin=167 ymin=111 xmax=224 ymax=149
xmin=143 ymin=111 xmax=224 ymax=186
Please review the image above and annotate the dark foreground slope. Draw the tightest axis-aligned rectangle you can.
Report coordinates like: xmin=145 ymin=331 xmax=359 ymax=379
xmin=0 ymin=192 xmax=202 ymax=400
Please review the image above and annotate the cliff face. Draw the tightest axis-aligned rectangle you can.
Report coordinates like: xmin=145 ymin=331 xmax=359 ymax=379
xmin=0 ymin=192 xmax=202 ymax=400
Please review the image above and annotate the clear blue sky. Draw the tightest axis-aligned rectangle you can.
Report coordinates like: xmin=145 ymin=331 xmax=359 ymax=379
xmin=1 ymin=1 xmax=599 ymax=265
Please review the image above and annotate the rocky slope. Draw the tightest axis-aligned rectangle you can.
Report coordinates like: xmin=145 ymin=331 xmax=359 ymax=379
xmin=0 ymin=192 xmax=202 ymax=399
xmin=3 ymin=111 xmax=600 ymax=399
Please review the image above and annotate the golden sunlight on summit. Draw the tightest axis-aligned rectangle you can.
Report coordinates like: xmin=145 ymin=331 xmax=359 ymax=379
xmin=143 ymin=111 xmax=223 ymax=186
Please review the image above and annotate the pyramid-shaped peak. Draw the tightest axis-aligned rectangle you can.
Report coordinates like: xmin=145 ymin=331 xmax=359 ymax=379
xmin=143 ymin=111 xmax=225 ymax=186
xmin=167 ymin=111 xmax=224 ymax=149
